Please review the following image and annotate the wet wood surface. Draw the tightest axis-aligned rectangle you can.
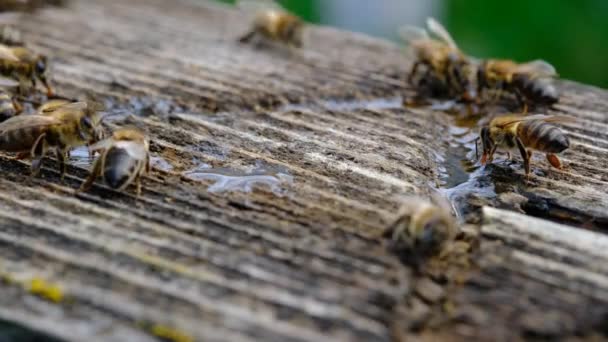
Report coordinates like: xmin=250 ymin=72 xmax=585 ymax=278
xmin=0 ymin=0 xmax=607 ymax=341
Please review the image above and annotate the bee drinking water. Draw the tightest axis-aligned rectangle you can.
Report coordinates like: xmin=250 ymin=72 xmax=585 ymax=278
xmin=0 ymin=100 xmax=103 ymax=178
xmin=479 ymin=114 xmax=572 ymax=180
xmin=79 ymin=127 xmax=150 ymax=195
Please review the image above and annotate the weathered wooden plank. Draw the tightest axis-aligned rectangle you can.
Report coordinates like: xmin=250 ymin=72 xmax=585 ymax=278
xmin=0 ymin=0 xmax=607 ymax=341
xmin=428 ymin=207 xmax=608 ymax=341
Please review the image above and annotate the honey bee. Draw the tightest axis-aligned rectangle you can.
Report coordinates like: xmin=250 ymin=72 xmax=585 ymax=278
xmin=477 ymin=59 xmax=559 ymax=111
xmin=399 ymin=18 xmax=477 ymax=103
xmin=79 ymin=127 xmax=149 ymax=195
xmin=0 ymin=44 xmax=52 ymax=96
xmin=0 ymin=101 xmax=103 ymax=178
xmin=479 ymin=114 xmax=572 ymax=179
xmin=237 ymin=0 xmax=305 ymax=48
xmin=384 ymin=193 xmax=457 ymax=261
xmin=0 ymin=24 xmax=23 ymax=46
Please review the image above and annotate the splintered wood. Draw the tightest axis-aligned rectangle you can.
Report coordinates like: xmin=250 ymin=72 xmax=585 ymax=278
xmin=0 ymin=0 xmax=606 ymax=341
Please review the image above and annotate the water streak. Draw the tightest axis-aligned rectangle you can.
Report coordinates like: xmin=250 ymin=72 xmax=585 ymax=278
xmin=183 ymin=161 xmax=293 ymax=195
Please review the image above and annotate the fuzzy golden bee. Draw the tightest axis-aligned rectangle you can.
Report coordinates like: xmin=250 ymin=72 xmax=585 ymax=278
xmin=479 ymin=114 xmax=572 ymax=179
xmin=477 ymin=59 xmax=559 ymax=111
xmin=399 ymin=18 xmax=476 ymax=103
xmin=384 ymin=194 xmax=457 ymax=261
xmin=0 ymin=100 xmax=103 ymax=178
xmin=237 ymin=0 xmax=305 ymax=48
xmin=79 ymin=127 xmax=149 ymax=195
xmin=0 ymin=44 xmax=52 ymax=96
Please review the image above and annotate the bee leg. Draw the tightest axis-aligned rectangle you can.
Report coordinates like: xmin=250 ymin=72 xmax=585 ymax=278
xmin=17 ymin=77 xmax=29 ymax=96
xmin=514 ymin=88 xmax=528 ymax=114
xmin=546 ymin=153 xmax=563 ymax=169
xmin=238 ymin=30 xmax=256 ymax=44
xmin=77 ymin=157 xmax=102 ymax=193
xmin=11 ymin=98 xmax=23 ymax=114
xmin=56 ymin=149 xmax=67 ymax=181
xmin=516 ymin=137 xmax=531 ymax=180
xmin=145 ymin=154 xmax=150 ymax=174
xmin=407 ymin=61 xmax=422 ymax=86
xmin=487 ymin=144 xmax=498 ymax=164
xmin=30 ymin=133 xmax=47 ymax=177
xmin=136 ymin=175 xmax=142 ymax=197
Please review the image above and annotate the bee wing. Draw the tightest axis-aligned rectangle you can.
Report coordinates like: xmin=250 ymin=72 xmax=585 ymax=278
xmin=0 ymin=44 xmax=19 ymax=61
xmin=37 ymin=99 xmax=72 ymax=114
xmin=426 ymin=17 xmax=458 ymax=49
xmin=237 ymin=0 xmax=284 ymax=13
xmin=515 ymin=60 xmax=557 ymax=77
xmin=0 ymin=114 xmax=58 ymax=133
xmin=88 ymin=138 xmax=114 ymax=152
xmin=397 ymin=25 xmax=428 ymax=44
xmin=115 ymin=140 xmax=147 ymax=161
xmin=42 ymin=101 xmax=88 ymax=115
xmin=495 ymin=114 xmax=575 ymax=128
xmin=0 ymin=76 xmax=18 ymax=87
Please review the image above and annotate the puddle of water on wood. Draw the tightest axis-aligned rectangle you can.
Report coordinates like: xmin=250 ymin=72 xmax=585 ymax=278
xmin=436 ymin=113 xmax=498 ymax=221
xmin=182 ymin=161 xmax=293 ymax=195
xmin=150 ymin=156 xmax=174 ymax=172
xmin=281 ymin=97 xmax=403 ymax=112
xmin=69 ymin=146 xmax=94 ymax=169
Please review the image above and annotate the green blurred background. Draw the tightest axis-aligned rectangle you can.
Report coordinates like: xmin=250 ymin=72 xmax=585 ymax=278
xmin=218 ymin=0 xmax=608 ymax=89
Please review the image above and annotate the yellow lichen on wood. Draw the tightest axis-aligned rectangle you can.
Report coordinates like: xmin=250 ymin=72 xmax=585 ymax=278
xmin=151 ymin=324 xmax=193 ymax=342
xmin=29 ymin=278 xmax=64 ymax=303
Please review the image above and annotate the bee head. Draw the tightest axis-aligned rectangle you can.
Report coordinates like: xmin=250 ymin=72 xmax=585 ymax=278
xmin=479 ymin=126 xmax=494 ymax=164
xmin=35 ymin=55 xmax=48 ymax=76
xmin=411 ymin=215 xmax=451 ymax=257
xmin=78 ymin=110 xmax=104 ymax=144
xmin=285 ymin=21 xmax=304 ymax=48
xmin=34 ymin=55 xmax=53 ymax=96
xmin=451 ymin=59 xmax=478 ymax=102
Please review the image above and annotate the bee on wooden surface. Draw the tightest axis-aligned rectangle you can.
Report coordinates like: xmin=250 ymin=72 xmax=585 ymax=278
xmin=0 ymin=44 xmax=53 ymax=96
xmin=237 ymin=0 xmax=305 ymax=49
xmin=477 ymin=59 xmax=559 ymax=112
xmin=79 ymin=127 xmax=149 ymax=195
xmin=0 ymin=24 xmax=23 ymax=46
xmin=384 ymin=194 xmax=458 ymax=262
xmin=399 ymin=18 xmax=477 ymax=103
xmin=479 ymin=114 xmax=572 ymax=179
xmin=0 ymin=100 xmax=104 ymax=178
